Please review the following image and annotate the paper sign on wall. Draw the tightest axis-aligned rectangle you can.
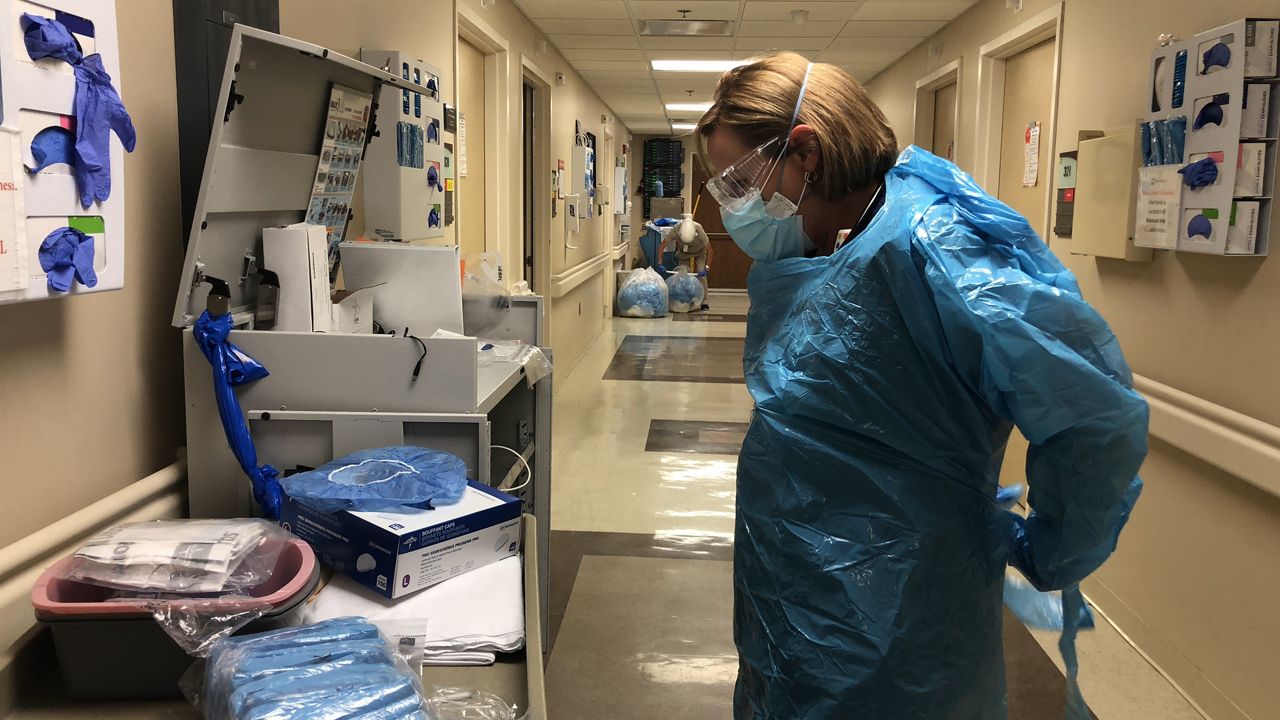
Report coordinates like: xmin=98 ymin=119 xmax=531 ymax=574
xmin=1134 ymin=165 xmax=1181 ymax=249
xmin=1022 ymin=121 xmax=1041 ymax=187
xmin=458 ymin=112 xmax=467 ymax=177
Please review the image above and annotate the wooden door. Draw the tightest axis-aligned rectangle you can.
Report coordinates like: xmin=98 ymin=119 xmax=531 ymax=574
xmin=932 ymin=81 xmax=958 ymax=162
xmin=996 ymin=38 xmax=1055 ymax=238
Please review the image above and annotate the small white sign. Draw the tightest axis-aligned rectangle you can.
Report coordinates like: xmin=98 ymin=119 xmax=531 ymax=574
xmin=1134 ymin=165 xmax=1181 ymax=249
xmin=458 ymin=112 xmax=468 ymax=177
xmin=1022 ymin=121 xmax=1040 ymax=188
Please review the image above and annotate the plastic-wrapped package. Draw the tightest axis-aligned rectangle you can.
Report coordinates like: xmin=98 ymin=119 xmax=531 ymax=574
xmin=1003 ymin=570 xmax=1096 ymax=632
xmin=666 ymin=268 xmax=705 ymax=313
xmin=200 ymin=617 xmax=428 ymax=720
xmin=477 ymin=340 xmax=552 ymax=388
xmin=60 ymin=519 xmax=292 ymax=594
xmin=281 ymin=446 xmax=469 ymax=513
xmin=616 ymin=267 xmax=668 ymax=318
xmin=424 ymin=687 xmax=515 ymax=720
xmin=461 ymin=271 xmax=512 ymax=336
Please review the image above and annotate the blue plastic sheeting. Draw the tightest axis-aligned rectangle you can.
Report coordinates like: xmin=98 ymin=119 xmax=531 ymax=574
xmin=281 ymin=446 xmax=469 ymax=514
xmin=734 ymin=146 xmax=1146 ymax=719
xmin=193 ymin=311 xmax=284 ymax=520
xmin=22 ymin=14 xmax=135 ymax=208
xmin=206 ymin=618 xmax=426 ymax=720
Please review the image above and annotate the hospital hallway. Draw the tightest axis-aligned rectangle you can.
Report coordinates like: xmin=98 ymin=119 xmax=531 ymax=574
xmin=543 ymin=292 xmax=1205 ymax=720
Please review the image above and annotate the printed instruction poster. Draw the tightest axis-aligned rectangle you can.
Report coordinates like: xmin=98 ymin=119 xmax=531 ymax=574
xmin=1022 ymin=121 xmax=1040 ymax=187
xmin=1135 ymin=165 xmax=1181 ymax=249
xmin=307 ymin=84 xmax=373 ymax=270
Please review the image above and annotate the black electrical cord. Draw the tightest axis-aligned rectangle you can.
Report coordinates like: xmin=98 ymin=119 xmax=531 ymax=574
xmin=406 ymin=329 xmax=427 ymax=382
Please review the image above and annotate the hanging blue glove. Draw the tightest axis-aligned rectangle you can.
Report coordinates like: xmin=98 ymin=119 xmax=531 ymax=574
xmin=427 ymin=119 xmax=439 ymax=144
xmin=193 ymin=311 xmax=284 ymax=519
xmin=1177 ymin=157 xmax=1218 ymax=188
xmin=22 ymin=14 xmax=136 ymax=208
xmin=1202 ymin=41 xmax=1231 ymax=73
xmin=427 ymin=163 xmax=441 ymax=191
xmin=38 ymin=227 xmax=97 ymax=292
xmin=656 ymin=264 xmax=667 ymax=274
xmin=26 ymin=126 xmax=76 ymax=172
xmin=428 ymin=206 xmax=441 ymax=227
xmin=1193 ymin=93 xmax=1230 ymax=130
xmin=21 ymin=13 xmax=81 ymax=64
xmin=72 ymin=54 xmax=136 ymax=207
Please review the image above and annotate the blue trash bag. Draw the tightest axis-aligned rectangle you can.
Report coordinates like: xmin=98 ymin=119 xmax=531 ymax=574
xmin=617 ymin=267 xmax=668 ymax=318
xmin=734 ymin=146 xmax=1146 ymax=720
xmin=666 ymin=268 xmax=705 ymax=313
xmin=281 ymin=446 xmax=468 ymax=514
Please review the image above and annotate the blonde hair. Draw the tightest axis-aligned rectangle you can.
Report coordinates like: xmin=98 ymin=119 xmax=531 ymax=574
xmin=697 ymin=52 xmax=897 ymax=197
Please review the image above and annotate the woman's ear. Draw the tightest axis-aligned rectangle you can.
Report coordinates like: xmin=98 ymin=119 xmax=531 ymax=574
xmin=790 ymin=125 xmax=821 ymax=173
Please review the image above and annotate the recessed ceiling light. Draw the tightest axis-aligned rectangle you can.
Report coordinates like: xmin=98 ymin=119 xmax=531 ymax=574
xmin=665 ymin=102 xmax=712 ymax=112
xmin=640 ymin=19 xmax=733 ymax=37
xmin=651 ymin=59 xmax=747 ymax=72
xmin=671 ymin=123 xmax=697 ymax=131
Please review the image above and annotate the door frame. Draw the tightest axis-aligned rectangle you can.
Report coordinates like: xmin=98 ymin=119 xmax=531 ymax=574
xmin=521 ymin=55 xmax=554 ymax=336
xmin=458 ymin=6 xmax=510 ymax=257
xmin=975 ymin=2 xmax=1063 ymax=238
xmin=913 ymin=58 xmax=962 ymax=161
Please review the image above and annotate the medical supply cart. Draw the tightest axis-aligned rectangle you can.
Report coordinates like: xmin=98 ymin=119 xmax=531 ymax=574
xmin=169 ymin=27 xmax=551 ymax=713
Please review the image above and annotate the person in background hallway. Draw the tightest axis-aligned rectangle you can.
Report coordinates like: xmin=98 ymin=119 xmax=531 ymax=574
xmin=696 ymin=52 xmax=1148 ymax=719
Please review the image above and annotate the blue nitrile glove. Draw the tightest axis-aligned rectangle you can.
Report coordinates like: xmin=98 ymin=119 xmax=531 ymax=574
xmin=427 ymin=163 xmax=441 ymax=190
xmin=1192 ymin=93 xmax=1230 ymax=129
xmin=1177 ymin=157 xmax=1217 ymax=188
xmin=27 ymin=126 xmax=75 ymax=172
xmin=428 ymin=206 xmax=441 ymax=227
xmin=656 ymin=264 xmax=667 ymax=274
xmin=38 ymin=227 xmax=96 ymax=292
xmin=21 ymin=13 xmax=80 ymax=63
xmin=1187 ymin=214 xmax=1213 ymax=239
xmin=72 ymin=54 xmax=136 ymax=207
xmin=1202 ymin=41 xmax=1231 ymax=73
xmin=427 ymin=119 xmax=439 ymax=143
xmin=22 ymin=14 xmax=136 ymax=208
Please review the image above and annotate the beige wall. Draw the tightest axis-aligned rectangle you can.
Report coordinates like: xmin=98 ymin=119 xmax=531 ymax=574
xmin=866 ymin=2 xmax=1280 ymax=717
xmin=0 ymin=0 xmax=185 ymax=548
xmin=454 ymin=0 xmax=629 ymax=373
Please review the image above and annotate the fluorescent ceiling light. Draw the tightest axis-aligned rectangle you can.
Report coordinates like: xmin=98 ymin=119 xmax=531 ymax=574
xmin=671 ymin=123 xmax=697 ymax=131
xmin=666 ymin=102 xmax=712 ymax=112
xmin=651 ymin=59 xmax=747 ymax=72
xmin=640 ymin=19 xmax=733 ymax=37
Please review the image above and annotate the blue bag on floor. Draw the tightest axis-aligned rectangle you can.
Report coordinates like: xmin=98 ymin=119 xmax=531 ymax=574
xmin=281 ymin=446 xmax=468 ymax=514
xmin=734 ymin=146 xmax=1146 ymax=720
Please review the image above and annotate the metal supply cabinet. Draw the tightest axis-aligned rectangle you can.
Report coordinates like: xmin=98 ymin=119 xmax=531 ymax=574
xmin=169 ymin=25 xmax=551 ymax=708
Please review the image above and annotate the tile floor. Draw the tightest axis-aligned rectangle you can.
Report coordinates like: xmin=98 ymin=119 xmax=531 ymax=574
xmin=546 ymin=291 xmax=1205 ymax=720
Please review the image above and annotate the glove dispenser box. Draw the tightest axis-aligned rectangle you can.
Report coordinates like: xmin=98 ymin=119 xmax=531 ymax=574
xmin=0 ymin=0 xmax=127 ymax=305
xmin=1069 ymin=128 xmax=1153 ymax=262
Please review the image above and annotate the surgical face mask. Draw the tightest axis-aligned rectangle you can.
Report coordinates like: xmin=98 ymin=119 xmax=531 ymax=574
xmin=710 ymin=62 xmax=816 ymax=261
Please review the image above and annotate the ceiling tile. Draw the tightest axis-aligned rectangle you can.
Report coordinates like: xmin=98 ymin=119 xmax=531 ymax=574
xmin=598 ymin=85 xmax=663 ymax=96
xmin=825 ymin=36 xmax=923 ymax=53
xmin=582 ymin=69 xmax=657 ymax=84
xmin=733 ymin=35 xmax=831 ymax=51
xmin=840 ymin=19 xmax=946 ymax=37
xmin=737 ymin=20 xmax=841 ymax=38
xmin=561 ymin=48 xmax=647 ymax=62
xmin=819 ymin=47 xmax=905 ymax=63
xmin=641 ymin=36 xmax=736 ymax=50
xmin=606 ymin=96 xmax=666 ymax=112
xmin=853 ymin=1 xmax=970 ymax=22
xmin=514 ymin=0 xmax=629 ymax=20
xmin=549 ymin=34 xmax=641 ymax=49
xmin=566 ymin=59 xmax=651 ymax=71
xmin=628 ymin=0 xmax=742 ymax=22
xmin=534 ymin=18 xmax=635 ymax=35
xmin=742 ymin=1 xmax=862 ymax=22
xmin=732 ymin=48 xmax=819 ymax=60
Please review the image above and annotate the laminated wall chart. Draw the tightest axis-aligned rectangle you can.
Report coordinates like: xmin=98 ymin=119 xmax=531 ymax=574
xmin=306 ymin=84 xmax=373 ymax=269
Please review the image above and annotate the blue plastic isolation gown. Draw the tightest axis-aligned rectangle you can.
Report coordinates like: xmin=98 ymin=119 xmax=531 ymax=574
xmin=733 ymin=147 xmax=1147 ymax=720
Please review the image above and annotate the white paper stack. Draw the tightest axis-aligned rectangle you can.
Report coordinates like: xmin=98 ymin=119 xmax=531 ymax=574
xmin=304 ymin=555 xmax=525 ymax=666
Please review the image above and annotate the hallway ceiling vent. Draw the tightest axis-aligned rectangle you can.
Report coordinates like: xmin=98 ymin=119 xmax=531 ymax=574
xmin=639 ymin=19 xmax=732 ymax=37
